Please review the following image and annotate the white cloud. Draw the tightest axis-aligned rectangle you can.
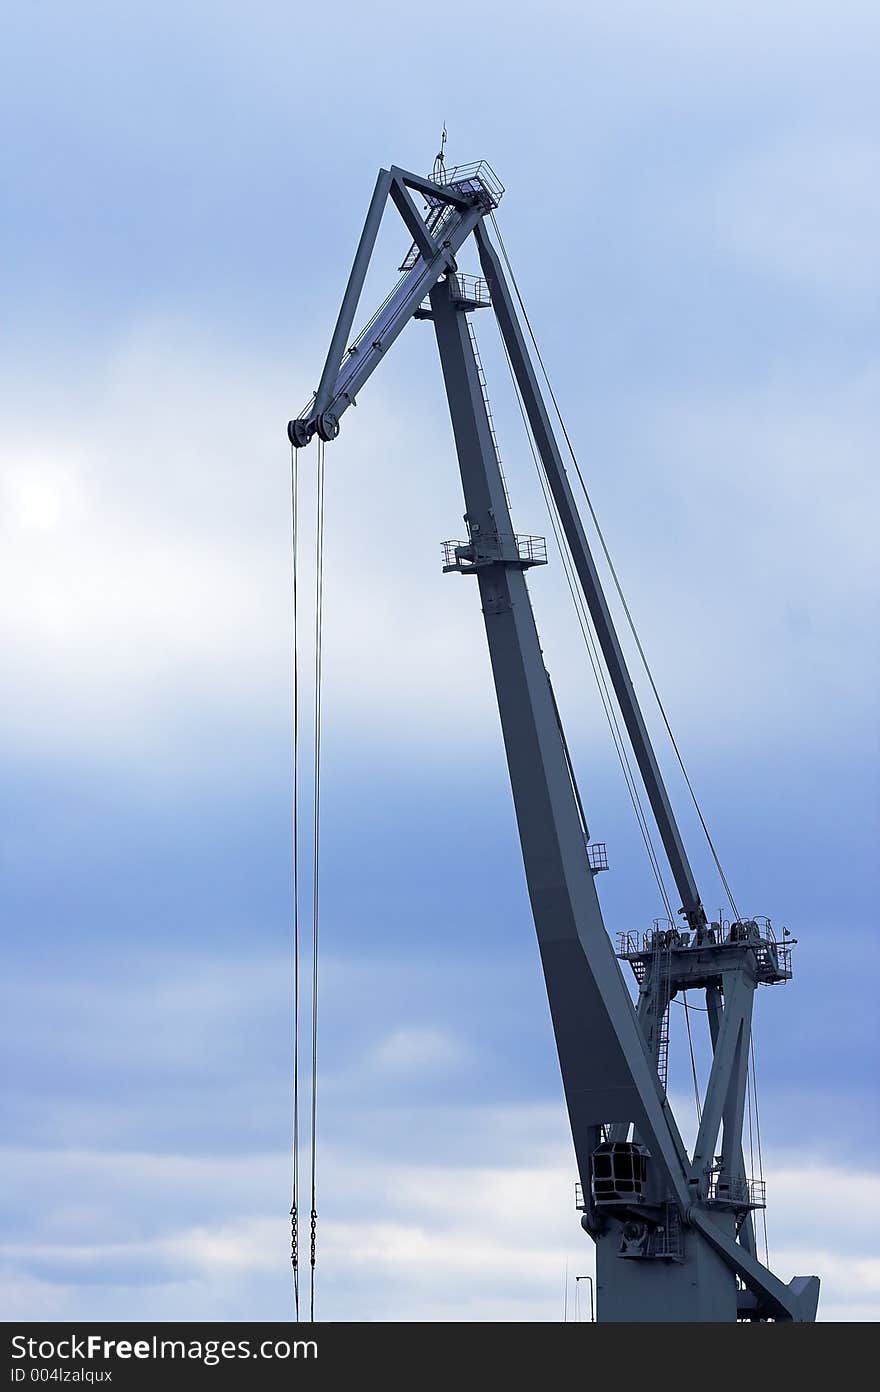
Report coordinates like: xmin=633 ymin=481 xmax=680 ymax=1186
xmin=0 ymin=319 xmax=501 ymax=770
xmin=370 ymin=1027 xmax=469 ymax=1076
xmin=2 ymin=318 xmax=876 ymax=781
xmin=3 ymin=0 xmax=877 ymax=1335
xmin=0 ymin=1135 xmax=873 ymax=1321
xmin=1 ymin=947 xmax=872 ymax=1322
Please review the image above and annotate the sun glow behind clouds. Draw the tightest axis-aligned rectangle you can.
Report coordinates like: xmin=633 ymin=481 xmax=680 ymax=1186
xmin=1 ymin=324 xmax=877 ymax=770
xmin=6 ymin=469 xmax=68 ymax=532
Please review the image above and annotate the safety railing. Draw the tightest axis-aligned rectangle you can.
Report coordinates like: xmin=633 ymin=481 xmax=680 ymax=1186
xmin=707 ymin=1175 xmax=766 ymax=1208
xmin=449 ymin=273 xmax=491 ymax=307
xmin=754 ymin=939 xmax=792 ymax=978
xmin=428 ymin=161 xmax=504 ymax=207
xmin=618 ymin=923 xmax=791 ymax=963
xmin=442 ymin=533 xmax=548 ymax=570
xmin=416 ymin=274 xmax=491 ymax=315
xmin=513 ymin=534 xmax=548 ymax=564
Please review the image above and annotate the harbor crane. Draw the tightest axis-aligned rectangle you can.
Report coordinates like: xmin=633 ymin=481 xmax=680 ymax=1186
xmin=288 ymin=159 xmax=820 ymax=1322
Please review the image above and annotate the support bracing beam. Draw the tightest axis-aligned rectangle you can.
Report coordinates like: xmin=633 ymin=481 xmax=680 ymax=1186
xmin=389 ymin=165 xmax=472 ymax=209
xmin=691 ymin=969 xmax=755 ymax=1186
xmin=389 ymin=175 xmax=438 ymax=262
xmin=691 ymin=1209 xmax=818 ymax=1321
xmin=313 ymin=168 xmax=394 ymax=419
xmin=707 ymin=983 xmax=756 ymax=1256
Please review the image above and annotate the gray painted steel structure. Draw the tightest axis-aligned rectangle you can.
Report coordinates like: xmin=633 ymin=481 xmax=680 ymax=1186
xmin=289 ymin=163 xmax=820 ymax=1322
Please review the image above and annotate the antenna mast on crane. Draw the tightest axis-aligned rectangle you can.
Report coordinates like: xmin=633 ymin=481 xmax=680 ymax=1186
xmin=288 ymin=158 xmax=820 ymax=1322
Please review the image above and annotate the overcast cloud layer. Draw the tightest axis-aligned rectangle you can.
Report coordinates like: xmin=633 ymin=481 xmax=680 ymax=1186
xmin=2 ymin=1 xmax=878 ymax=1321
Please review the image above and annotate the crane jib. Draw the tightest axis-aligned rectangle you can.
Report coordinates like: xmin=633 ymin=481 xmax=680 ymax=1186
xmin=285 ymin=158 xmax=820 ymax=1324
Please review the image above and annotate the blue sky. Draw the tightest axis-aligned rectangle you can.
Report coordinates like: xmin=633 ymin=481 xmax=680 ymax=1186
xmin=2 ymin=0 xmax=878 ymax=1321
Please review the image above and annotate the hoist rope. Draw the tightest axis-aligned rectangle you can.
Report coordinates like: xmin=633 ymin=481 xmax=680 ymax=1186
xmin=309 ymin=438 xmax=326 ymax=1321
xmin=493 ymin=323 xmax=676 ymax=926
xmin=288 ymin=436 xmax=326 ymax=1323
xmin=288 ymin=443 xmax=301 ymax=1321
xmin=488 ymin=213 xmax=742 ymax=925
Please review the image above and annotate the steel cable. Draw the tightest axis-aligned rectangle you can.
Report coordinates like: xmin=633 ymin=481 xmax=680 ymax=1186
xmin=288 ymin=443 xmax=301 ymax=1321
xmin=309 ymin=438 xmax=326 ymax=1321
xmin=488 ymin=212 xmax=741 ymax=925
xmin=288 ymin=435 xmax=326 ymax=1322
xmin=487 ymin=219 xmax=714 ymax=1120
xmin=492 ymin=322 xmax=677 ymax=926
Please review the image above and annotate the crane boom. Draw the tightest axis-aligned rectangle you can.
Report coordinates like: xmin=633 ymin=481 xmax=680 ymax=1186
xmin=288 ymin=159 xmax=819 ymax=1323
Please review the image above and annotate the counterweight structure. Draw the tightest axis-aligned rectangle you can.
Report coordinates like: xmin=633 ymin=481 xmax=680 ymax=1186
xmin=289 ymin=161 xmax=820 ymax=1322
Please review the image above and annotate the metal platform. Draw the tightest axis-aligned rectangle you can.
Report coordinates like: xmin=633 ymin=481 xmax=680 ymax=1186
xmin=414 ymin=273 xmax=491 ymax=319
xmin=707 ymin=1173 xmax=767 ymax=1210
xmin=617 ymin=919 xmax=793 ymax=990
xmin=442 ymin=531 xmax=547 ymax=574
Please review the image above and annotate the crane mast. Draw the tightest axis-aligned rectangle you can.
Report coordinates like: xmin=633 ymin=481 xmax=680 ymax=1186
xmin=289 ymin=160 xmax=819 ymax=1322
